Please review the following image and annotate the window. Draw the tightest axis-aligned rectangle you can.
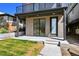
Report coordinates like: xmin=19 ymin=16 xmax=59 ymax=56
xmin=56 ymin=3 xmax=61 ymax=7
xmin=16 ymin=6 xmax=22 ymax=13
xmin=34 ymin=3 xmax=39 ymax=11
xmin=23 ymin=4 xmax=33 ymax=13
xmin=50 ymin=17 xmax=58 ymax=35
xmin=8 ymin=16 xmax=13 ymax=22
xmin=39 ymin=3 xmax=46 ymax=10
xmin=4 ymin=16 xmax=8 ymax=21
xmin=46 ymin=3 xmax=54 ymax=9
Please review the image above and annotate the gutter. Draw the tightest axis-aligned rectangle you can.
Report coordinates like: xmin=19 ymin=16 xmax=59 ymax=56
xmin=15 ymin=7 xmax=67 ymax=16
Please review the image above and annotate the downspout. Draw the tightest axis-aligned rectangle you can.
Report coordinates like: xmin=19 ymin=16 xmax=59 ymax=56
xmin=16 ymin=16 xmax=19 ymax=37
xmin=63 ymin=9 xmax=67 ymax=40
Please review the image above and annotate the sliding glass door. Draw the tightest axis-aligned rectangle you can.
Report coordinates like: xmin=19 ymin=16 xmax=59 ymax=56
xmin=33 ymin=19 xmax=40 ymax=36
xmin=33 ymin=18 xmax=45 ymax=36
xmin=39 ymin=19 xmax=45 ymax=36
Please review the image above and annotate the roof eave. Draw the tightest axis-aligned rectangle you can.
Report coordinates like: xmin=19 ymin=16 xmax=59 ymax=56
xmin=15 ymin=7 xmax=67 ymax=16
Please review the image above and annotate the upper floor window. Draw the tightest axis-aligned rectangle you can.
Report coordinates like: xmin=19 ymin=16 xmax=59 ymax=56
xmin=56 ymin=3 xmax=61 ymax=7
xmin=39 ymin=3 xmax=46 ymax=10
xmin=23 ymin=4 xmax=33 ymax=13
xmin=34 ymin=3 xmax=39 ymax=11
xmin=16 ymin=6 xmax=22 ymax=13
xmin=46 ymin=3 xmax=54 ymax=9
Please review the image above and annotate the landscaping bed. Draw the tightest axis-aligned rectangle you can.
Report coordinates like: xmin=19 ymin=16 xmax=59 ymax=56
xmin=60 ymin=44 xmax=79 ymax=56
xmin=0 ymin=38 xmax=44 ymax=56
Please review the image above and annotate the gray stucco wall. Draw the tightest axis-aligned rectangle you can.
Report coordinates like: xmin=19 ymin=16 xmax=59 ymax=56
xmin=67 ymin=4 xmax=79 ymax=23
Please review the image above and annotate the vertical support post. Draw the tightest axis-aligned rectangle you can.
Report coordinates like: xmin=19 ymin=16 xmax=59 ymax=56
xmin=63 ymin=9 xmax=66 ymax=40
xmin=16 ymin=16 xmax=19 ymax=37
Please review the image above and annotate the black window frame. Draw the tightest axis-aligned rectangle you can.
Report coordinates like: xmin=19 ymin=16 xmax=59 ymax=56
xmin=56 ymin=3 xmax=61 ymax=8
xmin=50 ymin=17 xmax=58 ymax=36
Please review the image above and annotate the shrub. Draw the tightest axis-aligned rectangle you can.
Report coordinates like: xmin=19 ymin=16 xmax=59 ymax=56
xmin=0 ymin=28 xmax=8 ymax=34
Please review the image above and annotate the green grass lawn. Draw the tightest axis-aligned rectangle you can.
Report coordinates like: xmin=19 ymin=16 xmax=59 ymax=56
xmin=0 ymin=38 xmax=43 ymax=56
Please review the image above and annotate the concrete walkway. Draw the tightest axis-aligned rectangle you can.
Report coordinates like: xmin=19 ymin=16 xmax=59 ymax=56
xmin=40 ymin=39 xmax=69 ymax=56
xmin=39 ymin=44 xmax=62 ymax=56
xmin=12 ymin=36 xmax=69 ymax=56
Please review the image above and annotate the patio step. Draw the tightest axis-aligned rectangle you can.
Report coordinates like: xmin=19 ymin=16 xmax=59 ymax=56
xmin=40 ymin=44 xmax=62 ymax=56
xmin=44 ymin=41 xmax=60 ymax=46
xmin=51 ymin=37 xmax=64 ymax=40
xmin=46 ymin=39 xmax=60 ymax=42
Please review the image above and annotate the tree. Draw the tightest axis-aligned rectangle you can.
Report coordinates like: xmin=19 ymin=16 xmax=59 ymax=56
xmin=0 ymin=16 xmax=7 ymax=29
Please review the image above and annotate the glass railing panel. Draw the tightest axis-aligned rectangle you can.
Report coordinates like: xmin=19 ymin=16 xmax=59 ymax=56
xmin=16 ymin=6 xmax=22 ymax=13
xmin=16 ymin=3 xmax=68 ymax=14
xmin=22 ymin=4 xmax=34 ymax=13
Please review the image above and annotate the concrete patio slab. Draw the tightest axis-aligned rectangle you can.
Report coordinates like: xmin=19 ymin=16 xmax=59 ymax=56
xmin=51 ymin=37 xmax=64 ymax=40
xmin=12 ymin=36 xmax=69 ymax=45
xmin=39 ymin=44 xmax=62 ymax=56
xmin=46 ymin=39 xmax=61 ymax=42
xmin=12 ymin=36 xmax=49 ymax=42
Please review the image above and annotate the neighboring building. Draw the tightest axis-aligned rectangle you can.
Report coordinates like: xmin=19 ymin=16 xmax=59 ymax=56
xmin=0 ymin=12 xmax=16 ymax=32
xmin=15 ymin=3 xmax=68 ymax=38
xmin=66 ymin=3 xmax=79 ymax=35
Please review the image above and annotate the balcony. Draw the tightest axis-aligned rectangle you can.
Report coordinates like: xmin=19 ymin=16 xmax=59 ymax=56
xmin=16 ymin=3 xmax=68 ymax=14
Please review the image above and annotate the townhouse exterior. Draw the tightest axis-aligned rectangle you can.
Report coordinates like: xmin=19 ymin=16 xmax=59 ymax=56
xmin=15 ymin=3 xmax=68 ymax=39
xmin=66 ymin=3 xmax=79 ymax=36
xmin=0 ymin=12 xmax=16 ymax=32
